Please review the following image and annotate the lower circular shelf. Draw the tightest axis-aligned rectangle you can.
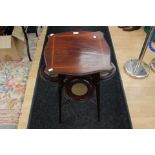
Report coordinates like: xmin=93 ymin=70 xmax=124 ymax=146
xmin=64 ymin=78 xmax=95 ymax=101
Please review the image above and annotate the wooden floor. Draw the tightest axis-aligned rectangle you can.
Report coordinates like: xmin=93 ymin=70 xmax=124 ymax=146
xmin=18 ymin=26 xmax=155 ymax=129
xmin=18 ymin=27 xmax=47 ymax=128
xmin=109 ymin=27 xmax=155 ymax=129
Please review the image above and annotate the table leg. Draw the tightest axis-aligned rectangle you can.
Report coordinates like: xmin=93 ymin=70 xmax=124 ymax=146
xmin=58 ymin=84 xmax=62 ymax=123
xmin=58 ymin=75 xmax=65 ymax=123
xmin=93 ymin=73 xmax=100 ymax=121
xmin=96 ymin=81 xmax=100 ymax=121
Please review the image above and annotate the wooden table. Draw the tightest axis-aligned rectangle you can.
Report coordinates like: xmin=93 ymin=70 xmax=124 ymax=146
xmin=43 ymin=31 xmax=113 ymax=122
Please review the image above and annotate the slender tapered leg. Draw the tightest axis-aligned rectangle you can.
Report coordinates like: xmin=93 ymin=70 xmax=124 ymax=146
xmin=93 ymin=73 xmax=100 ymax=121
xmin=58 ymin=84 xmax=62 ymax=123
xmin=96 ymin=81 xmax=100 ymax=121
xmin=58 ymin=75 xmax=65 ymax=123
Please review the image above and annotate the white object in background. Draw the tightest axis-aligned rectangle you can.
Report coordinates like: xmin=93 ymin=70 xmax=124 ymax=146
xmin=0 ymin=36 xmax=11 ymax=49
xmin=12 ymin=26 xmax=25 ymax=41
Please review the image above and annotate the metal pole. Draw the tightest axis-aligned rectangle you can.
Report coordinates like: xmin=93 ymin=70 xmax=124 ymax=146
xmin=134 ymin=26 xmax=155 ymax=71
xmin=124 ymin=26 xmax=155 ymax=78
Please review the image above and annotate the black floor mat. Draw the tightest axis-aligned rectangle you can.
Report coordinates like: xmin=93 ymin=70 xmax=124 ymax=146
xmin=28 ymin=26 xmax=132 ymax=129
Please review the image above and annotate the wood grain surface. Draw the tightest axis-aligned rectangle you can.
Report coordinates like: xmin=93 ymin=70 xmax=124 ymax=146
xmin=44 ymin=31 xmax=112 ymax=75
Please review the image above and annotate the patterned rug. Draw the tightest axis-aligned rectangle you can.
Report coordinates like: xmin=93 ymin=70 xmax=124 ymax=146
xmin=0 ymin=33 xmax=39 ymax=129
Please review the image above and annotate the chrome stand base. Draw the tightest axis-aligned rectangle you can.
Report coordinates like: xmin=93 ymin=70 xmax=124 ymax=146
xmin=124 ymin=59 xmax=150 ymax=79
xmin=150 ymin=58 xmax=155 ymax=72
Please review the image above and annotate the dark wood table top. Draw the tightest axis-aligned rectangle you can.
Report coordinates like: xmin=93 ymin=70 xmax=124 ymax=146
xmin=44 ymin=31 xmax=112 ymax=75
